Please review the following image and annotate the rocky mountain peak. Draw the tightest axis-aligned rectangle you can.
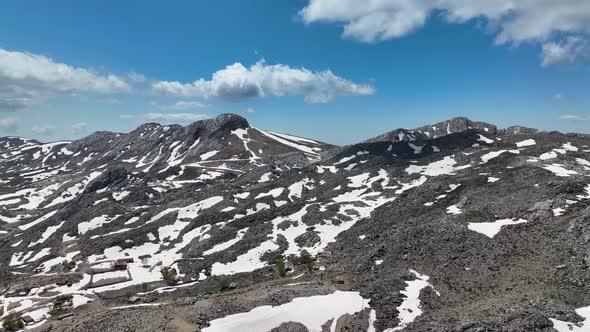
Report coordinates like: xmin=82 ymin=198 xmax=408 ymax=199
xmin=183 ymin=113 xmax=249 ymax=134
xmin=364 ymin=116 xmax=499 ymax=144
xmin=500 ymin=125 xmax=539 ymax=136
xmin=417 ymin=116 xmax=498 ymax=136
xmin=214 ymin=113 xmax=249 ymax=130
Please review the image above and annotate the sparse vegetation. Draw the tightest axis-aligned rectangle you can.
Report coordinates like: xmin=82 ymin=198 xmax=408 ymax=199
xmin=2 ymin=314 xmax=24 ymax=332
xmin=49 ymin=295 xmax=74 ymax=315
xmin=160 ymin=267 xmax=177 ymax=285
xmin=213 ymin=276 xmax=233 ymax=292
xmin=276 ymin=257 xmax=286 ymax=277
xmin=62 ymin=260 xmax=76 ymax=271
xmin=299 ymin=249 xmax=314 ymax=271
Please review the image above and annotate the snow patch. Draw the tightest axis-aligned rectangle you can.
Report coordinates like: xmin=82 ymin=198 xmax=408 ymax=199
xmin=405 ymin=156 xmax=470 ymax=177
xmin=202 ymin=291 xmax=369 ymax=332
xmin=446 ymin=205 xmax=462 ymax=215
xmin=468 ymin=218 xmax=527 ymax=238
xmin=384 ymin=270 xmax=438 ymax=331
xmin=477 ymin=135 xmax=494 ymax=144
xmin=543 ymin=164 xmax=578 ymax=177
xmin=200 ymin=150 xmax=219 ymax=161
xmin=551 ymin=306 xmax=590 ymax=332
xmin=516 ymin=139 xmax=536 ymax=147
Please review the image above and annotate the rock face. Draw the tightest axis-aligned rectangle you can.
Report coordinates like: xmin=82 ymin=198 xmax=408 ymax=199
xmin=84 ymin=167 xmax=129 ymax=193
xmin=270 ymin=322 xmax=309 ymax=332
xmin=1 ymin=115 xmax=590 ymax=332
xmin=213 ymin=113 xmax=250 ymax=131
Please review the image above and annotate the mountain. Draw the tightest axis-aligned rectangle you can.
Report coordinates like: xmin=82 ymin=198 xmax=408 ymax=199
xmin=363 ymin=117 xmax=540 ymax=144
xmin=0 ymin=114 xmax=334 ymax=181
xmin=1 ymin=115 xmax=590 ymax=332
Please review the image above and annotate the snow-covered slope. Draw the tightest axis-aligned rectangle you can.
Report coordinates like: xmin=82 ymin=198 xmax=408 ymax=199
xmin=1 ymin=116 xmax=590 ymax=332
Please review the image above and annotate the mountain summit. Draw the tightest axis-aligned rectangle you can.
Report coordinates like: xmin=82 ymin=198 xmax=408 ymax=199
xmin=363 ymin=116 xmax=529 ymax=144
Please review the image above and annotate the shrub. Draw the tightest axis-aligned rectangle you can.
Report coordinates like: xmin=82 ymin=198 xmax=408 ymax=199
xmin=160 ymin=267 xmax=177 ymax=285
xmin=2 ymin=314 xmax=24 ymax=332
xmin=49 ymin=295 xmax=73 ymax=314
xmin=276 ymin=258 xmax=286 ymax=277
xmin=62 ymin=260 xmax=76 ymax=271
xmin=214 ymin=276 xmax=232 ymax=292
xmin=299 ymin=250 xmax=314 ymax=271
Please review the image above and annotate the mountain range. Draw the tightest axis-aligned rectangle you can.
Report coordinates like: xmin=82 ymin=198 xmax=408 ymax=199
xmin=1 ymin=114 xmax=589 ymax=332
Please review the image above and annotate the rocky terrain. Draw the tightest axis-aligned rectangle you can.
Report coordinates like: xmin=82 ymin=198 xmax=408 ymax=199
xmin=1 ymin=114 xmax=589 ymax=332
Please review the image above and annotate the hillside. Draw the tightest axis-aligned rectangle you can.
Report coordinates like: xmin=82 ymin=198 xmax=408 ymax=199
xmin=1 ymin=115 xmax=589 ymax=332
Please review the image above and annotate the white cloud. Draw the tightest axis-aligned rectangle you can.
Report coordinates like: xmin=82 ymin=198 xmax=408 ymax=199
xmin=71 ymin=122 xmax=88 ymax=134
xmin=128 ymin=71 xmax=147 ymax=83
xmin=144 ymin=112 xmax=210 ymax=123
xmin=150 ymin=100 xmax=207 ymax=110
xmin=31 ymin=124 xmax=56 ymax=136
xmin=552 ymin=93 xmax=564 ymax=101
xmin=151 ymin=61 xmax=375 ymax=103
xmin=0 ymin=117 xmax=17 ymax=133
xmin=541 ymin=36 xmax=589 ymax=67
xmin=560 ymin=114 xmax=590 ymax=121
xmin=0 ymin=48 xmax=132 ymax=110
xmin=246 ymin=107 xmax=256 ymax=113
xmin=300 ymin=0 xmax=590 ymax=65
xmin=119 ymin=114 xmax=135 ymax=119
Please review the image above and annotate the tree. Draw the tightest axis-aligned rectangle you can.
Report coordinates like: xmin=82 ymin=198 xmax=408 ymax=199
xmin=160 ymin=267 xmax=177 ymax=285
xmin=2 ymin=314 xmax=24 ymax=332
xmin=276 ymin=258 xmax=286 ymax=277
xmin=299 ymin=250 xmax=314 ymax=271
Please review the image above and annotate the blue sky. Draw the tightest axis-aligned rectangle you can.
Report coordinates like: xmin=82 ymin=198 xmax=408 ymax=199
xmin=0 ymin=0 xmax=589 ymax=145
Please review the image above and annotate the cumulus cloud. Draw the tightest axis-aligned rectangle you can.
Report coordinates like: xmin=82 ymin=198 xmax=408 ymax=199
xmin=31 ymin=124 xmax=56 ymax=136
xmin=150 ymin=100 xmax=207 ymax=110
xmin=144 ymin=112 xmax=209 ymax=123
xmin=0 ymin=48 xmax=132 ymax=110
xmin=151 ymin=61 xmax=375 ymax=103
xmin=71 ymin=122 xmax=88 ymax=134
xmin=552 ymin=93 xmax=564 ymax=101
xmin=246 ymin=107 xmax=256 ymax=113
xmin=560 ymin=114 xmax=590 ymax=121
xmin=300 ymin=0 xmax=590 ymax=65
xmin=0 ymin=117 xmax=17 ymax=133
xmin=542 ymin=36 xmax=589 ymax=67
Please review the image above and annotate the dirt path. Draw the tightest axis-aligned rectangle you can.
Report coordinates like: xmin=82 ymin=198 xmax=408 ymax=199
xmin=168 ymin=316 xmax=195 ymax=332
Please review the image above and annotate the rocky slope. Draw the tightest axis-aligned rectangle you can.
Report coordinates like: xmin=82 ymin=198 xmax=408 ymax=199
xmin=1 ymin=114 xmax=589 ymax=332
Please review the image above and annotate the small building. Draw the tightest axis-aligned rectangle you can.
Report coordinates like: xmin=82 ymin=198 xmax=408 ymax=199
xmin=112 ymin=261 xmax=128 ymax=270
xmin=112 ymin=257 xmax=134 ymax=270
